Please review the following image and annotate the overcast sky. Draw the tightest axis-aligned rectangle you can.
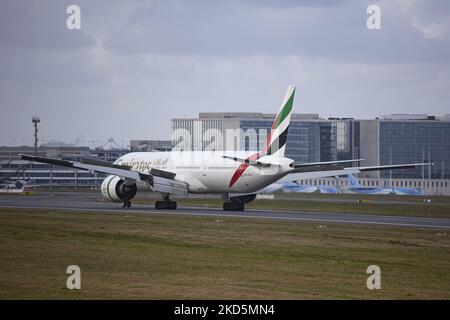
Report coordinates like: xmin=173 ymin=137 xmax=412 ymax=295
xmin=1 ymin=0 xmax=449 ymax=147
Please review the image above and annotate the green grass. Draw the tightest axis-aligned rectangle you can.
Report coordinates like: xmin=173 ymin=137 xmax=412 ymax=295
xmin=1 ymin=208 xmax=449 ymax=299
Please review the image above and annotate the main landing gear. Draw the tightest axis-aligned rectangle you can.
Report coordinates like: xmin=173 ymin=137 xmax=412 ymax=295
xmin=155 ymin=194 xmax=177 ymax=210
xmin=221 ymin=193 xmax=256 ymax=211
xmin=223 ymin=202 xmax=245 ymax=211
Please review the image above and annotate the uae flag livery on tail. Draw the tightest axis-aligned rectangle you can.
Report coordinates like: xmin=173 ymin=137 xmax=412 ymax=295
xmin=228 ymin=85 xmax=295 ymax=188
xmin=263 ymin=84 xmax=295 ymax=157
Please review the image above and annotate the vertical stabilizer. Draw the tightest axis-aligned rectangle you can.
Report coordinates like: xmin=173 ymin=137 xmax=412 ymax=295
xmin=262 ymin=85 xmax=296 ymax=157
xmin=347 ymin=174 xmax=362 ymax=188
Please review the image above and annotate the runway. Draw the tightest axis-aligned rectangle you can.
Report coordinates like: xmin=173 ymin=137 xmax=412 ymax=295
xmin=1 ymin=192 xmax=450 ymax=229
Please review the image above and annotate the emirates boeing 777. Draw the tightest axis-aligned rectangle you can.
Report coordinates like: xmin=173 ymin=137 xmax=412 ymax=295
xmin=20 ymin=85 xmax=429 ymax=211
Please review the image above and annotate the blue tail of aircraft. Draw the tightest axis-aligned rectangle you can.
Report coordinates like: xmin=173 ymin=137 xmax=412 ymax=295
xmin=347 ymin=174 xmax=362 ymax=188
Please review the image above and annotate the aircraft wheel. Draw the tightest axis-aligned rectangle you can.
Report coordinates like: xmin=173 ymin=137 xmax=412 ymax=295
xmin=155 ymin=201 xmax=177 ymax=210
xmin=223 ymin=202 xmax=244 ymax=211
xmin=122 ymin=200 xmax=131 ymax=208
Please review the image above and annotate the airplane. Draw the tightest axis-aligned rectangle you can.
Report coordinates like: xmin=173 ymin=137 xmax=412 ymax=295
xmin=393 ymin=187 xmax=423 ymax=195
xmin=259 ymin=181 xmax=337 ymax=194
xmin=0 ymin=172 xmax=34 ymax=189
xmin=20 ymin=85 xmax=430 ymax=211
xmin=344 ymin=174 xmax=423 ymax=195
xmin=344 ymin=173 xmax=394 ymax=194
xmin=285 ymin=184 xmax=338 ymax=194
xmin=0 ymin=179 xmax=32 ymax=193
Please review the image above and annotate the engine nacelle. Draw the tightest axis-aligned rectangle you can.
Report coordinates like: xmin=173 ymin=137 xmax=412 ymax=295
xmin=101 ymin=175 xmax=137 ymax=202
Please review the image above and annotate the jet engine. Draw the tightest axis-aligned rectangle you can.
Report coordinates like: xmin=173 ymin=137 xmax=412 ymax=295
xmin=101 ymin=175 xmax=137 ymax=202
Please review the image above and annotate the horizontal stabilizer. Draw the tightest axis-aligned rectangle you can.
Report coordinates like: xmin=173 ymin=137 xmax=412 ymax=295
xmin=222 ymin=155 xmax=273 ymax=167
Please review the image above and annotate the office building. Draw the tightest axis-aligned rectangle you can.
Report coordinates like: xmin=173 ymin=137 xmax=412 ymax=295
xmin=357 ymin=115 xmax=450 ymax=179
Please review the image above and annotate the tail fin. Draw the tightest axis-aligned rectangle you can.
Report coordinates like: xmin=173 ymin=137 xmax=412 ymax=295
xmin=262 ymin=85 xmax=296 ymax=157
xmin=347 ymin=174 xmax=362 ymax=188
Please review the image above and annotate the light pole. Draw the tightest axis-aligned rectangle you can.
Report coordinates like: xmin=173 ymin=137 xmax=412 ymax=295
xmin=32 ymin=116 xmax=40 ymax=155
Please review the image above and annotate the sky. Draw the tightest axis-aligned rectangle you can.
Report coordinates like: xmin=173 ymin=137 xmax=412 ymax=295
xmin=0 ymin=0 xmax=449 ymax=147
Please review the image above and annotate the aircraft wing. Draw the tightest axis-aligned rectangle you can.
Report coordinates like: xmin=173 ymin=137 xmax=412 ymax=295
xmin=284 ymin=163 xmax=432 ymax=181
xmin=20 ymin=154 xmax=146 ymax=180
xmin=353 ymin=163 xmax=429 ymax=172
xmin=19 ymin=154 xmax=188 ymax=196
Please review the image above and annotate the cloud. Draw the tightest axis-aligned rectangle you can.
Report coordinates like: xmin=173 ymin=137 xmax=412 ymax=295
xmin=0 ymin=0 xmax=449 ymax=146
xmin=86 ymin=0 xmax=450 ymax=64
xmin=411 ymin=15 xmax=450 ymax=40
xmin=384 ymin=0 xmax=450 ymax=40
xmin=0 ymin=0 xmax=94 ymax=52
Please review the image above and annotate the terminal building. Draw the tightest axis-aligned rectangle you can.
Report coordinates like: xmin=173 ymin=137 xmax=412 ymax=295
xmin=0 ymin=146 xmax=125 ymax=189
xmin=357 ymin=114 xmax=450 ymax=179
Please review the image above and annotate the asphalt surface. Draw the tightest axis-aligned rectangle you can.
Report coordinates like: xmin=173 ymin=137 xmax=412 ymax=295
xmin=1 ymin=191 xmax=450 ymax=229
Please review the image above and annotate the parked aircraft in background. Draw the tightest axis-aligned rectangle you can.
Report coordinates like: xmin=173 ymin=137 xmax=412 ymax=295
xmin=0 ymin=179 xmax=33 ymax=193
xmin=345 ymin=174 xmax=394 ymax=194
xmin=393 ymin=187 xmax=423 ymax=195
xmin=345 ymin=174 xmax=423 ymax=195
xmin=259 ymin=181 xmax=337 ymax=194
xmin=287 ymin=184 xmax=338 ymax=194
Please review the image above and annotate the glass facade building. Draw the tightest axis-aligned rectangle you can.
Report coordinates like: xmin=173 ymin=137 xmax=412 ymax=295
xmin=240 ymin=119 xmax=337 ymax=163
xmin=335 ymin=119 xmax=359 ymax=161
xmin=378 ymin=121 xmax=450 ymax=179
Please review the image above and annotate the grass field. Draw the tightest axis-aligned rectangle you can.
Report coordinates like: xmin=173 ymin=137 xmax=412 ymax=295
xmin=1 ymin=207 xmax=449 ymax=299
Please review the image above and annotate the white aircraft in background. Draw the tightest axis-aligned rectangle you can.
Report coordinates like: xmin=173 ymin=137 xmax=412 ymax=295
xmin=0 ymin=179 xmax=33 ymax=193
xmin=20 ymin=85 xmax=430 ymax=211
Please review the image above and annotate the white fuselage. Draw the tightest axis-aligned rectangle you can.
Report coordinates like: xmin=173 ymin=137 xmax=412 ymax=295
xmin=115 ymin=151 xmax=294 ymax=194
